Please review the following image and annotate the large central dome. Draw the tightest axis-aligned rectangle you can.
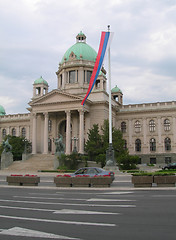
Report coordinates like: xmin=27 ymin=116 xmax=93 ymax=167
xmin=61 ymin=31 xmax=97 ymax=63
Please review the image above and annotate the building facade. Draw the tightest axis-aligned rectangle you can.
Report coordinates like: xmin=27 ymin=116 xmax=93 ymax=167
xmin=0 ymin=31 xmax=176 ymax=164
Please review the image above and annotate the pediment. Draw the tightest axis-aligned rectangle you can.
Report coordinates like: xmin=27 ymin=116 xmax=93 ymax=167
xmin=30 ymin=90 xmax=82 ymax=106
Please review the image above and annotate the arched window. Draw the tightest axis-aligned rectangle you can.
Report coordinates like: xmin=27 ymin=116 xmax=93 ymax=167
xmin=150 ymin=138 xmax=156 ymax=151
xmin=12 ymin=128 xmax=16 ymax=136
xmin=21 ymin=127 xmax=26 ymax=138
xmin=135 ymin=120 xmax=141 ymax=133
xmin=165 ymin=137 xmax=171 ymax=151
xmin=149 ymin=120 xmax=155 ymax=132
xmin=121 ymin=122 xmax=126 ymax=133
xmin=2 ymin=129 xmax=6 ymax=138
xmin=135 ymin=139 xmax=141 ymax=152
xmin=164 ymin=119 xmax=170 ymax=131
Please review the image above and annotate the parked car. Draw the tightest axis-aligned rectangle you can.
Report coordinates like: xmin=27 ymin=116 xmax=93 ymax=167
xmin=162 ymin=163 xmax=176 ymax=170
xmin=70 ymin=167 xmax=115 ymax=181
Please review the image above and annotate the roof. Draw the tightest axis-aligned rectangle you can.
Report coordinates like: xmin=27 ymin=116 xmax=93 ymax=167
xmin=34 ymin=76 xmax=48 ymax=85
xmin=61 ymin=32 xmax=97 ymax=63
xmin=0 ymin=105 xmax=6 ymax=115
xmin=111 ymin=85 xmax=122 ymax=94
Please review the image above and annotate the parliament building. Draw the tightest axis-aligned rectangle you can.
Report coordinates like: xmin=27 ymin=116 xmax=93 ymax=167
xmin=0 ymin=31 xmax=176 ymax=165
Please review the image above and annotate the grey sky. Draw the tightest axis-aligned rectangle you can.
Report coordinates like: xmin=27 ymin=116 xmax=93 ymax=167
xmin=0 ymin=0 xmax=176 ymax=114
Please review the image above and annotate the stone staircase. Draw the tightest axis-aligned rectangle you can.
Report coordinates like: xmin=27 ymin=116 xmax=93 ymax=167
xmin=3 ymin=154 xmax=55 ymax=172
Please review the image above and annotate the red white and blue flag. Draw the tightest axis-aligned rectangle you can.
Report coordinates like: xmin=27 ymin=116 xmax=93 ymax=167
xmin=81 ymin=31 xmax=113 ymax=106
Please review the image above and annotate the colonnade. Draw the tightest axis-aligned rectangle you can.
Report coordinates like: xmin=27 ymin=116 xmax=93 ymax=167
xmin=32 ymin=110 xmax=85 ymax=155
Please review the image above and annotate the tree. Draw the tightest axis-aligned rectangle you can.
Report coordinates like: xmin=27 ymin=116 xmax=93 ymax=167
xmin=84 ymin=119 xmax=138 ymax=169
xmin=84 ymin=124 xmax=102 ymax=161
xmin=0 ymin=135 xmax=31 ymax=160
xmin=101 ymin=119 xmax=127 ymax=159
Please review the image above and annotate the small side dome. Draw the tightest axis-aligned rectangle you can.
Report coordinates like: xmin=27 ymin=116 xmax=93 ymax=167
xmin=111 ymin=85 xmax=122 ymax=94
xmin=0 ymin=105 xmax=6 ymax=116
xmin=34 ymin=76 xmax=48 ymax=86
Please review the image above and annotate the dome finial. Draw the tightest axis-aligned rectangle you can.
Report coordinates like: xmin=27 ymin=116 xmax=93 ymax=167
xmin=76 ymin=31 xmax=86 ymax=43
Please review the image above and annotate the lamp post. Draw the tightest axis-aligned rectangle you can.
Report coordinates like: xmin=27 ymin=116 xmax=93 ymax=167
xmin=72 ymin=137 xmax=78 ymax=153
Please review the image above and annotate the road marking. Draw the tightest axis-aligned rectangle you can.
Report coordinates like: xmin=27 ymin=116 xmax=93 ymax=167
xmin=87 ymin=198 xmax=136 ymax=202
xmin=14 ymin=196 xmax=86 ymax=201
xmin=152 ymin=195 xmax=176 ymax=197
xmin=100 ymin=191 xmax=134 ymax=195
xmin=53 ymin=209 xmax=120 ymax=215
xmin=0 ymin=215 xmax=116 ymax=227
xmin=0 ymin=205 xmax=119 ymax=215
xmin=0 ymin=199 xmax=136 ymax=207
xmin=0 ymin=227 xmax=80 ymax=239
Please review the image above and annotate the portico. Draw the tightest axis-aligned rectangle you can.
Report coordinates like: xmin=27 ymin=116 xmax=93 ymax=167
xmin=31 ymin=107 xmax=85 ymax=155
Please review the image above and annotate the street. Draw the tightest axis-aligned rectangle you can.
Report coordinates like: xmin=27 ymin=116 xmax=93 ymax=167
xmin=0 ymin=183 xmax=176 ymax=240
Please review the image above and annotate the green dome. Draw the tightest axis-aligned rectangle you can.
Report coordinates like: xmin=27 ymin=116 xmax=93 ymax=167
xmin=61 ymin=32 xmax=97 ymax=63
xmin=111 ymin=85 xmax=122 ymax=94
xmin=34 ymin=76 xmax=48 ymax=85
xmin=0 ymin=105 xmax=6 ymax=116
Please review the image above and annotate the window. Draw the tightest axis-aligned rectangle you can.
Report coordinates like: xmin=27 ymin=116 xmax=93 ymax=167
xmin=87 ymin=71 xmax=92 ymax=83
xmin=150 ymin=158 xmax=156 ymax=164
xmin=2 ymin=129 xmax=6 ymax=138
xmin=12 ymin=128 xmax=16 ymax=136
xmin=21 ymin=127 xmax=26 ymax=138
xmin=95 ymin=79 xmax=100 ymax=88
xmin=164 ymin=119 xmax=170 ymax=131
xmin=69 ymin=71 xmax=75 ymax=83
xmin=165 ymin=137 xmax=171 ymax=151
xmin=149 ymin=120 xmax=155 ymax=132
xmin=121 ymin=122 xmax=126 ymax=133
xmin=165 ymin=157 xmax=171 ymax=164
xmin=124 ymin=140 xmax=127 ymax=149
xmin=150 ymin=138 xmax=156 ymax=151
xmin=135 ymin=139 xmax=141 ymax=152
xmin=135 ymin=120 xmax=141 ymax=133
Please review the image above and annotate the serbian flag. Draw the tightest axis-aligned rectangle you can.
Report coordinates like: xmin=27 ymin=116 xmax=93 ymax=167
xmin=81 ymin=31 xmax=113 ymax=105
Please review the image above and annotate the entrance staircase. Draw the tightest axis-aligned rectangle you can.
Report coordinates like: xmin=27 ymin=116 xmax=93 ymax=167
xmin=3 ymin=154 xmax=55 ymax=172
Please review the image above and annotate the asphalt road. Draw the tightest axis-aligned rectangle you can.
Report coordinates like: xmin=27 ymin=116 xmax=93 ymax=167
xmin=0 ymin=185 xmax=175 ymax=240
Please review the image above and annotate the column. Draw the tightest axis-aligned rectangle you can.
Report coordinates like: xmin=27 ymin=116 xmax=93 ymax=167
xmin=43 ymin=112 xmax=49 ymax=154
xmin=66 ymin=111 xmax=71 ymax=154
xmin=79 ymin=110 xmax=84 ymax=154
xmin=157 ymin=118 xmax=163 ymax=152
xmin=128 ymin=120 xmax=132 ymax=147
xmin=32 ymin=113 xmax=37 ymax=154
xmin=143 ymin=118 xmax=147 ymax=145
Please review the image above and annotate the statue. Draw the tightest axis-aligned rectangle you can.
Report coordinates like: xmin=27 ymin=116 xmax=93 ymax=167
xmin=54 ymin=134 xmax=65 ymax=170
xmin=2 ymin=138 xmax=12 ymax=153
xmin=54 ymin=134 xmax=65 ymax=154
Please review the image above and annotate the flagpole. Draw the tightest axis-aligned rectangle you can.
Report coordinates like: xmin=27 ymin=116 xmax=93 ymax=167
xmin=108 ymin=25 xmax=112 ymax=146
xmin=106 ymin=25 xmax=115 ymax=167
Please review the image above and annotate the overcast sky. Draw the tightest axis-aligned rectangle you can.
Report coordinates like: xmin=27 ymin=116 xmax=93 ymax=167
xmin=1 ymin=0 xmax=176 ymax=114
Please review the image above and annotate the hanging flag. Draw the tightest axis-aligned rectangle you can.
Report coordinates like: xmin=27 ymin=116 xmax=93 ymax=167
xmin=81 ymin=31 xmax=113 ymax=106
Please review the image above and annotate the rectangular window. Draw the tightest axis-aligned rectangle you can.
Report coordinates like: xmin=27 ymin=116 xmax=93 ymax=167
xmin=69 ymin=71 xmax=75 ymax=83
xmin=87 ymin=71 xmax=92 ymax=84
xmin=165 ymin=157 xmax=171 ymax=164
xmin=150 ymin=158 xmax=156 ymax=164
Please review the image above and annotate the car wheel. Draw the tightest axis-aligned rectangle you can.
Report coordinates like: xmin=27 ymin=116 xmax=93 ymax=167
xmin=164 ymin=167 xmax=168 ymax=170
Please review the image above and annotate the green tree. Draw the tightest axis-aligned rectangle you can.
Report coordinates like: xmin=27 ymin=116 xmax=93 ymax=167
xmin=117 ymin=153 xmax=139 ymax=170
xmin=101 ymin=119 xmax=127 ymax=159
xmin=0 ymin=135 xmax=31 ymax=161
xmin=84 ymin=124 xmax=102 ymax=161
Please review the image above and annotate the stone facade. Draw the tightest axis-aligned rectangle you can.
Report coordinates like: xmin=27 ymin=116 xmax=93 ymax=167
xmin=0 ymin=32 xmax=175 ymax=164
